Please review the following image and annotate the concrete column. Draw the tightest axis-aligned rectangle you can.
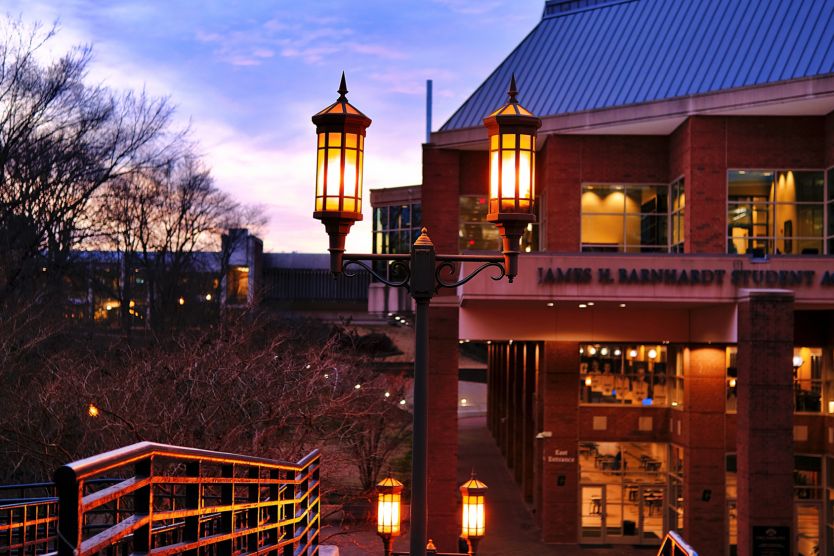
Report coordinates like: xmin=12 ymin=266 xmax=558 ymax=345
xmin=683 ymin=346 xmax=728 ymax=556
xmin=535 ymin=341 xmax=579 ymax=543
xmin=736 ymin=289 xmax=794 ymax=556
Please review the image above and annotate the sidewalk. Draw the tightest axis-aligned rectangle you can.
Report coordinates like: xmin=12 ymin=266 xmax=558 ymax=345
xmin=457 ymin=414 xmax=654 ymax=556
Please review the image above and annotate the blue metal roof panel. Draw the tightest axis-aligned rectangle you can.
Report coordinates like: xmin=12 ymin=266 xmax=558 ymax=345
xmin=440 ymin=0 xmax=834 ymax=132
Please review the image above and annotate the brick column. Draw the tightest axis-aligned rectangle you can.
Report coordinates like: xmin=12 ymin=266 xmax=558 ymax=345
xmin=683 ymin=346 xmax=727 ymax=556
xmin=422 ymin=145 xmax=462 ymax=550
xmin=426 ymin=303 xmax=459 ymax=550
xmin=522 ymin=343 xmax=537 ymax=502
xmin=736 ymin=289 xmax=794 ymax=556
xmin=541 ymin=136 xmax=581 ymax=252
xmin=535 ymin=341 xmax=579 ymax=543
xmin=686 ymin=117 xmax=727 ymax=254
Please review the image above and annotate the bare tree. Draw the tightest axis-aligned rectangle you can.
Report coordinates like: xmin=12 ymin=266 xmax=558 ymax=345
xmin=0 ymin=315 xmax=411 ymax=490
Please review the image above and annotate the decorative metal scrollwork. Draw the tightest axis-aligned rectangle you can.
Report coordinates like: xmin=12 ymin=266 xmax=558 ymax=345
xmin=435 ymin=261 xmax=506 ymax=290
xmin=343 ymin=259 xmax=411 ymax=290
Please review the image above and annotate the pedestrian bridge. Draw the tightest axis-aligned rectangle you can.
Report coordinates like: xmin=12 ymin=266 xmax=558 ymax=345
xmin=0 ymin=441 xmax=320 ymax=555
xmin=0 ymin=441 xmax=696 ymax=555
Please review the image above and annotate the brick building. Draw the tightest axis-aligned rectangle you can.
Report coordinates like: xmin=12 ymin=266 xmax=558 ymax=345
xmin=407 ymin=0 xmax=834 ymax=554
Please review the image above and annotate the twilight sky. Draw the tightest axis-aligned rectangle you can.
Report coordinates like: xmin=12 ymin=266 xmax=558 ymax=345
xmin=4 ymin=0 xmax=542 ymax=253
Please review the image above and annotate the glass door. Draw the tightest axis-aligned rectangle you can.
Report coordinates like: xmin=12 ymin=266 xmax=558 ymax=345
xmin=581 ymin=485 xmax=605 ymax=541
xmin=640 ymin=484 xmax=665 ymax=544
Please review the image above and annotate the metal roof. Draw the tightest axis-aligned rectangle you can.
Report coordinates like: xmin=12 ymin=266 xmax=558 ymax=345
xmin=441 ymin=0 xmax=834 ymax=131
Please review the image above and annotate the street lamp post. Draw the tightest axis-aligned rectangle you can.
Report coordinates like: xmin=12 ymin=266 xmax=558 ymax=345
xmin=312 ymin=73 xmax=539 ymax=556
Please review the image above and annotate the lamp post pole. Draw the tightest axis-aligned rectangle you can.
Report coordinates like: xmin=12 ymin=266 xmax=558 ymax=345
xmin=343 ymin=233 xmax=506 ymax=556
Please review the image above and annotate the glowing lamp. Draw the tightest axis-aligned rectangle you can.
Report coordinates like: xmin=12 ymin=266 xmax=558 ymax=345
xmin=312 ymin=72 xmax=372 ymax=273
xmin=483 ymin=74 xmax=541 ymax=281
xmin=585 ymin=376 xmax=593 ymax=387
xmin=87 ymin=403 xmax=100 ymax=418
xmin=460 ymin=473 xmax=487 ymax=542
xmin=792 ymin=355 xmax=804 ymax=368
xmin=376 ymin=476 xmax=403 ymax=555
xmin=647 ymin=348 xmax=658 ymax=360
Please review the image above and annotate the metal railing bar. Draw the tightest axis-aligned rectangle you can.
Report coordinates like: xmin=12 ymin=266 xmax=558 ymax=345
xmin=147 ymin=520 xmax=292 ymax=556
xmin=82 ymin=477 xmax=150 ymax=512
xmin=79 ymin=514 xmax=150 ymax=555
xmin=0 ymin=515 xmax=57 ymax=533
xmin=0 ymin=498 xmax=57 ymax=510
xmin=62 ymin=443 xmax=318 ymax=482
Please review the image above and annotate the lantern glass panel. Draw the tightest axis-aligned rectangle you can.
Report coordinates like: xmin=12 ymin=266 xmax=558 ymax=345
xmin=377 ymin=492 xmax=401 ymax=535
xmin=462 ymin=494 xmax=485 ymax=537
xmin=490 ymin=151 xmax=499 ymax=199
xmin=344 ymin=149 xmax=357 ymax=197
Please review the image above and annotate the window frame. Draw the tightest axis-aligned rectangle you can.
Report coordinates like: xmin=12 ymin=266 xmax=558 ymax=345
xmin=725 ymin=168 xmax=827 ymax=256
xmin=580 ymin=182 xmax=671 ymax=253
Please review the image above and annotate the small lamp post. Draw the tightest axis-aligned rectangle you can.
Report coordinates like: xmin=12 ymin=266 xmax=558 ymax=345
xmin=313 ymin=73 xmax=534 ymax=556
xmin=377 ymin=477 xmax=404 ymax=556
xmin=459 ymin=474 xmax=487 ymax=555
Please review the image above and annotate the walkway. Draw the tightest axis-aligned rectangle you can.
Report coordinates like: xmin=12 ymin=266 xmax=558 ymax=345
xmin=458 ymin=413 xmax=655 ymax=555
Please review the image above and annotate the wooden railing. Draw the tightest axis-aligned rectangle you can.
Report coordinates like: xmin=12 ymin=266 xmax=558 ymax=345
xmin=53 ymin=442 xmax=321 ymax=556
xmin=657 ymin=530 xmax=698 ymax=556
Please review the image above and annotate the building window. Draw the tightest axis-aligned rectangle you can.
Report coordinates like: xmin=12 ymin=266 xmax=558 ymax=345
xmin=227 ymin=266 xmax=249 ymax=305
xmin=726 ymin=454 xmax=737 ymax=555
xmin=372 ymin=202 xmax=422 ymax=280
xmin=727 ymin=170 xmax=825 ymax=255
xmin=581 ymin=184 xmax=668 ymax=252
xmin=579 ymin=442 xmax=667 ymax=544
xmin=459 ymin=195 xmax=538 ymax=252
xmin=667 ymin=446 xmax=684 ymax=537
xmin=727 ymin=346 xmax=827 ymax=414
xmin=670 ymin=178 xmax=685 ymax=253
xmin=579 ymin=344 xmax=679 ymax=407
xmin=828 ymin=168 xmax=834 ymax=255
xmin=794 ymin=347 xmax=823 ymax=413
xmin=726 ymin=347 xmax=738 ymax=412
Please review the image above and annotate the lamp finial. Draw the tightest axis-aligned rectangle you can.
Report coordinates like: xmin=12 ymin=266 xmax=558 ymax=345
xmin=508 ymin=73 xmax=518 ymax=103
xmin=338 ymin=71 xmax=348 ymax=101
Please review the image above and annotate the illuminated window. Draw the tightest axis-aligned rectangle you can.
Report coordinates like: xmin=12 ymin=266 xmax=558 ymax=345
xmin=794 ymin=347 xmax=822 ymax=413
xmin=581 ymin=184 xmax=668 ymax=253
xmin=227 ymin=266 xmax=249 ymax=305
xmin=579 ymin=344 xmax=679 ymax=407
xmin=670 ymin=178 xmax=685 ymax=253
xmin=459 ymin=195 xmax=538 ymax=252
xmin=727 ymin=170 xmax=824 ymax=255
xmin=371 ymin=202 xmax=421 ymax=280
xmin=828 ymin=168 xmax=834 ymax=254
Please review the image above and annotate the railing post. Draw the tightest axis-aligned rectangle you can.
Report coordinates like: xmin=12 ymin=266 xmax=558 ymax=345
xmin=310 ymin=457 xmax=320 ymax=552
xmin=267 ymin=469 xmax=279 ymax=553
xmin=247 ymin=466 xmax=259 ymax=553
xmin=54 ymin=466 xmax=81 ymax=556
xmin=133 ymin=457 xmax=153 ymax=553
xmin=298 ymin=466 xmax=309 ymax=554
xmin=184 ymin=461 xmax=201 ymax=556
xmin=281 ymin=469 xmax=295 ymax=556
xmin=219 ymin=464 xmax=234 ymax=556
